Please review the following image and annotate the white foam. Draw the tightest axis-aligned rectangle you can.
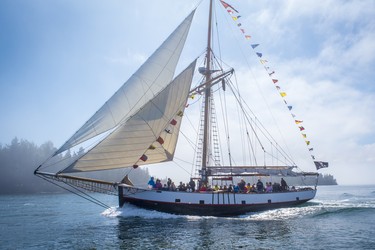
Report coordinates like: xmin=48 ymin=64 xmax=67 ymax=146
xmin=101 ymin=204 xmax=228 ymax=220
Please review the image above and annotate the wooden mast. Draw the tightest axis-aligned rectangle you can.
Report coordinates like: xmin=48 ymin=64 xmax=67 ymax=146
xmin=201 ymin=0 xmax=214 ymax=185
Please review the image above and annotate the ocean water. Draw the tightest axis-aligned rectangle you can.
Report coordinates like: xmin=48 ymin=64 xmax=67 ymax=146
xmin=0 ymin=185 xmax=374 ymax=249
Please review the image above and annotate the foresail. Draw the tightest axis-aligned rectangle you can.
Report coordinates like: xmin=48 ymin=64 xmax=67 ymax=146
xmin=55 ymin=10 xmax=196 ymax=155
xmin=62 ymin=60 xmax=197 ymax=173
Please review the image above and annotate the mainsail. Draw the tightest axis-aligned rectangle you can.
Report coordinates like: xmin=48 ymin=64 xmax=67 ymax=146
xmin=62 ymin=60 xmax=197 ymax=173
xmin=54 ymin=10 xmax=196 ymax=156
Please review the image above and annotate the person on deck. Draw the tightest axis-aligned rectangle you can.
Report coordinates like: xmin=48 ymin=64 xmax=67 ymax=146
xmin=155 ymin=179 xmax=162 ymax=190
xmin=265 ymin=182 xmax=273 ymax=193
xmin=170 ymin=182 xmax=176 ymax=191
xmin=178 ymin=181 xmax=186 ymax=191
xmin=189 ymin=178 xmax=196 ymax=192
xmin=199 ymin=185 xmax=207 ymax=192
xmin=273 ymin=182 xmax=281 ymax=192
xmin=246 ymin=183 xmax=252 ymax=193
xmin=238 ymin=179 xmax=246 ymax=192
xmin=281 ymin=178 xmax=288 ymax=191
xmin=256 ymin=179 xmax=264 ymax=193
xmin=147 ymin=177 xmax=155 ymax=189
xmin=167 ymin=178 xmax=172 ymax=189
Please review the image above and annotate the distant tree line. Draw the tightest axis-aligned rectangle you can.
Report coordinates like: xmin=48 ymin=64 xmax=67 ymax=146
xmin=317 ymin=173 xmax=338 ymax=185
xmin=0 ymin=137 xmax=151 ymax=194
xmin=283 ymin=173 xmax=337 ymax=186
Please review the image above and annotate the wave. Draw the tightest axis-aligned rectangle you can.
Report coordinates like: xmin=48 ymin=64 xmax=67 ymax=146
xmin=339 ymin=192 xmax=375 ymax=200
xmin=339 ymin=193 xmax=355 ymax=199
xmin=312 ymin=206 xmax=374 ymax=218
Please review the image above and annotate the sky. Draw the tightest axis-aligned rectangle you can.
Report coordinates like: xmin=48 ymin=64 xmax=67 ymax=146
xmin=1 ymin=0 xmax=374 ymax=185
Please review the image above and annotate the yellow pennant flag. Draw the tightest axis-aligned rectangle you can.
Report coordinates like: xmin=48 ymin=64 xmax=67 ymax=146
xmin=280 ymin=92 xmax=287 ymax=97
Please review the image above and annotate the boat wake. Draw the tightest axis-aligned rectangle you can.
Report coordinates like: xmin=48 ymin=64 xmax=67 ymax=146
xmin=102 ymin=204 xmax=186 ymax=219
xmin=102 ymin=203 xmax=233 ymax=220
xmin=238 ymin=203 xmax=320 ymax=221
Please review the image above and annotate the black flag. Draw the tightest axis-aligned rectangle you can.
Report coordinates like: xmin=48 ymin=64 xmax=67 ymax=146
xmin=314 ymin=161 xmax=329 ymax=170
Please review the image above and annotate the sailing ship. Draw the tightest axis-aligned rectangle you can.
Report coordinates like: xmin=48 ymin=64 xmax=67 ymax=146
xmin=35 ymin=0 xmax=327 ymax=216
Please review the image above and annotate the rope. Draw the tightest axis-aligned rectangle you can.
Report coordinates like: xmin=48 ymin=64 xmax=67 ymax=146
xmin=36 ymin=174 xmax=112 ymax=210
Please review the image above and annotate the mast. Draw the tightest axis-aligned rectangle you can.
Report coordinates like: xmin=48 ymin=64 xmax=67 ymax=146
xmin=201 ymin=0 xmax=214 ymax=185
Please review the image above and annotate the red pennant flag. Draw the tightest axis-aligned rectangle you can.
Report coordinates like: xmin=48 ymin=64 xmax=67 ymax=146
xmin=157 ymin=136 xmax=164 ymax=145
xmin=220 ymin=0 xmax=239 ymax=13
xmin=170 ymin=119 xmax=177 ymax=125
xmin=272 ymin=79 xmax=278 ymax=83
xmin=140 ymin=154 xmax=148 ymax=162
xmin=299 ymin=126 xmax=305 ymax=131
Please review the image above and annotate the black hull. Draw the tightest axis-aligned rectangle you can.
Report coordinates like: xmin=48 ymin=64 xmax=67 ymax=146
xmin=121 ymin=197 xmax=312 ymax=217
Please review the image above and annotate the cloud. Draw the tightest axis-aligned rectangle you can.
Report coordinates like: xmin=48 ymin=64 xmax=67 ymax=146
xmin=211 ymin=0 xmax=375 ymax=184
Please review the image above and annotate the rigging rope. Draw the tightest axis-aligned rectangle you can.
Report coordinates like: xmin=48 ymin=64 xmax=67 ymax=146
xmin=36 ymin=174 xmax=112 ymax=210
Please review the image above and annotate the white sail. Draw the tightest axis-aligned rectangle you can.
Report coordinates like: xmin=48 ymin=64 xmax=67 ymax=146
xmin=62 ymin=60 xmax=196 ymax=173
xmin=55 ymin=10 xmax=196 ymax=155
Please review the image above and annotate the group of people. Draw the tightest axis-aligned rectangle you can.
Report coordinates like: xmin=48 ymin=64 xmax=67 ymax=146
xmin=147 ymin=177 xmax=196 ymax=192
xmin=147 ymin=176 xmax=291 ymax=193
xmin=253 ymin=178 xmax=289 ymax=193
